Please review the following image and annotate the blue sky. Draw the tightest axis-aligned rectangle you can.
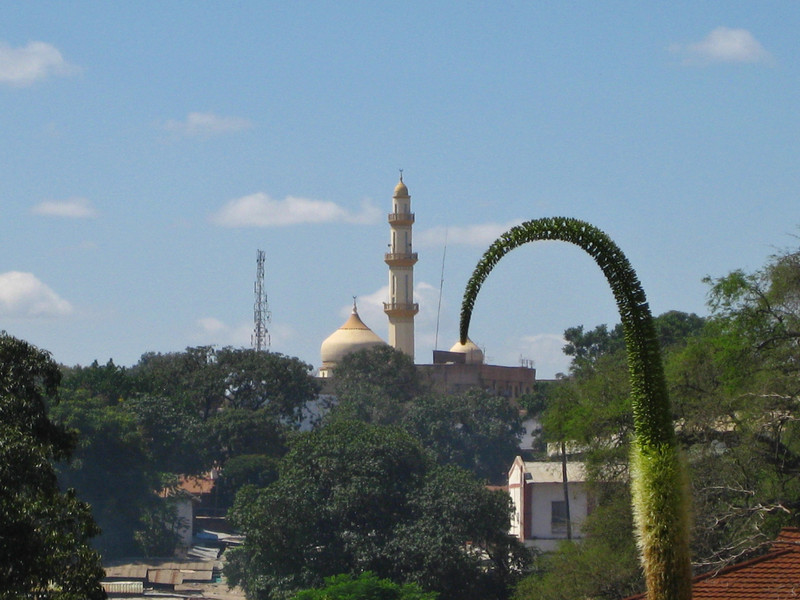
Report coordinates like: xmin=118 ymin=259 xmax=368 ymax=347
xmin=2 ymin=3 xmax=798 ymax=378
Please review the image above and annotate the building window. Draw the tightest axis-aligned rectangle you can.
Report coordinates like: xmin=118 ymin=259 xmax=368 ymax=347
xmin=551 ymin=500 xmax=568 ymax=534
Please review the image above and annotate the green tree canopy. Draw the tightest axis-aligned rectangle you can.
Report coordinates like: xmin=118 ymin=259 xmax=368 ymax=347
xmin=226 ymin=420 xmax=529 ymax=600
xmin=292 ymin=572 xmax=437 ymax=600
xmin=517 ymin=240 xmax=800 ymax=598
xmin=51 ymin=394 xmax=159 ymax=558
xmin=329 ymin=345 xmax=424 ymax=425
xmin=402 ymin=389 xmax=524 ymax=484
xmin=0 ymin=333 xmax=105 ymax=599
xmin=132 ymin=346 xmax=319 ymax=424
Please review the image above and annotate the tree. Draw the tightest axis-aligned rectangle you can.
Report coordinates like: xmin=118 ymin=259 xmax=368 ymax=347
xmin=206 ymin=407 xmax=288 ymax=508
xmin=292 ymin=572 xmax=437 ymax=600
xmin=132 ymin=345 xmax=224 ymax=420
xmin=388 ymin=465 xmax=530 ymax=600
xmin=122 ymin=393 xmax=209 ymax=475
xmin=402 ymin=389 xmax=524 ymax=484
xmin=562 ymin=323 xmax=624 ymax=376
xmin=51 ymin=395 xmax=160 ymax=558
xmin=216 ymin=348 xmax=320 ymax=423
xmin=670 ymin=246 xmax=800 ymax=569
xmin=226 ymin=420 xmax=528 ymax=600
xmin=60 ymin=358 xmax=134 ymax=405
xmin=132 ymin=346 xmax=319 ymax=424
xmin=460 ymin=217 xmax=692 ymax=600
xmin=329 ymin=345 xmax=424 ymax=425
xmin=0 ymin=333 xmax=105 ymax=599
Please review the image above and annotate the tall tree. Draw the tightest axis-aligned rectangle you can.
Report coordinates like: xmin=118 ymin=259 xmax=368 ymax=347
xmin=60 ymin=358 xmax=134 ymax=405
xmin=133 ymin=345 xmax=224 ymax=419
xmin=51 ymin=395 xmax=159 ymax=558
xmin=132 ymin=346 xmax=319 ymax=424
xmin=216 ymin=348 xmax=320 ymax=423
xmin=329 ymin=345 xmax=424 ymax=425
xmin=0 ymin=333 xmax=105 ymax=599
xmin=460 ymin=217 xmax=692 ymax=600
xmin=675 ymin=246 xmax=800 ymax=568
xmin=226 ymin=420 xmax=528 ymax=600
xmin=402 ymin=389 xmax=524 ymax=484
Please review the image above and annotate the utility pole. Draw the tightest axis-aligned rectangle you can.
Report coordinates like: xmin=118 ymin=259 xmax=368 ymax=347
xmin=252 ymin=249 xmax=271 ymax=351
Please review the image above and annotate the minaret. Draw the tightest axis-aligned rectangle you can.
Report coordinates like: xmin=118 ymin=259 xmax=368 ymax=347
xmin=384 ymin=173 xmax=419 ymax=359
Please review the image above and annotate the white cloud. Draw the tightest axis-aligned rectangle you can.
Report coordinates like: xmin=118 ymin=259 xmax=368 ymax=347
xmin=338 ymin=286 xmax=388 ymax=335
xmin=211 ymin=193 xmax=381 ymax=227
xmin=416 ymin=220 xmax=523 ymax=248
xmin=0 ymin=272 xmax=73 ymax=318
xmin=195 ymin=317 xmax=253 ymax=347
xmin=31 ymin=197 xmax=97 ymax=219
xmin=0 ymin=41 xmax=78 ymax=87
xmin=496 ymin=333 xmax=571 ymax=379
xmin=165 ymin=112 xmax=253 ymax=136
xmin=670 ymin=27 xmax=772 ymax=66
xmin=341 ymin=281 xmax=446 ymax=351
xmin=194 ymin=317 xmax=296 ymax=349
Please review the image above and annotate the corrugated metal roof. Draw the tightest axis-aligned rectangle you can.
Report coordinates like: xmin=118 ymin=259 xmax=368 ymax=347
xmin=181 ymin=569 xmax=214 ymax=582
xmin=104 ymin=564 xmax=149 ymax=579
xmin=147 ymin=569 xmax=184 ymax=585
xmin=101 ymin=580 xmax=144 ymax=594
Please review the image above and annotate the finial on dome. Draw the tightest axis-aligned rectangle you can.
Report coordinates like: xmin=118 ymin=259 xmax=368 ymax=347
xmin=352 ymin=296 xmax=358 ymax=313
xmin=394 ymin=172 xmax=409 ymax=197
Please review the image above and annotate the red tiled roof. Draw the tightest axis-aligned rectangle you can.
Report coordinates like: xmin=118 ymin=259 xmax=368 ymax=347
xmin=627 ymin=528 xmax=800 ymax=600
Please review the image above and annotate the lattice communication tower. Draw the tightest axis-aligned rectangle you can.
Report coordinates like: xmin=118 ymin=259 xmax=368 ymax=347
xmin=252 ymin=249 xmax=271 ymax=351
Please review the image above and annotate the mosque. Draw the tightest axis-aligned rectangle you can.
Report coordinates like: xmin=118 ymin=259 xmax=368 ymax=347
xmin=318 ymin=176 xmax=535 ymax=400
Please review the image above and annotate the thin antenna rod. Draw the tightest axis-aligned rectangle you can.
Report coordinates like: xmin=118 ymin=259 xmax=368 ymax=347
xmin=434 ymin=227 xmax=448 ymax=350
xmin=252 ymin=249 xmax=271 ymax=351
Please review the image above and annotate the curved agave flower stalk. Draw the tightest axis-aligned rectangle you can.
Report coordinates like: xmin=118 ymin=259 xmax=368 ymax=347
xmin=460 ymin=217 xmax=691 ymax=600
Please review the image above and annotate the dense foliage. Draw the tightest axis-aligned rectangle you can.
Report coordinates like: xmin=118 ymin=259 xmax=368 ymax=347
xmin=0 ymin=333 xmax=105 ymax=599
xmin=515 ymin=244 xmax=800 ymax=599
xmin=329 ymin=345 xmax=525 ymax=484
xmin=226 ymin=420 xmax=529 ymax=600
xmin=52 ymin=347 xmax=318 ymax=558
xmin=291 ymin=572 xmax=437 ymax=600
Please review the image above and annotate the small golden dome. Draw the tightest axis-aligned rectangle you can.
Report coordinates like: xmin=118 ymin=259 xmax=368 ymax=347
xmin=393 ymin=177 xmax=409 ymax=198
xmin=449 ymin=338 xmax=484 ymax=365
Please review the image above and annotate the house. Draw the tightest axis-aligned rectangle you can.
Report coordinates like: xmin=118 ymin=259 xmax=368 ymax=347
xmin=507 ymin=456 xmax=590 ymax=552
xmin=626 ymin=527 xmax=800 ymax=600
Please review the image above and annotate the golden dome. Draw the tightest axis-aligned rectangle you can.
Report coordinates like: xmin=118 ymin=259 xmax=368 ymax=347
xmin=449 ymin=338 xmax=484 ymax=364
xmin=320 ymin=304 xmax=386 ymax=371
xmin=393 ymin=177 xmax=409 ymax=198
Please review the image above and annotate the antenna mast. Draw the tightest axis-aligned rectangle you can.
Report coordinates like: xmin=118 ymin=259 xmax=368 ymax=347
xmin=434 ymin=228 xmax=448 ymax=350
xmin=252 ymin=249 xmax=271 ymax=351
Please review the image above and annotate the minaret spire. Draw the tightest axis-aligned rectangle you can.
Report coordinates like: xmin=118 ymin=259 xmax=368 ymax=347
xmin=383 ymin=174 xmax=419 ymax=359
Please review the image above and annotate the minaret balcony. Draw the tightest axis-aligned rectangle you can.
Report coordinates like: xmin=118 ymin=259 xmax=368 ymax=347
xmin=383 ymin=302 xmax=420 ymax=317
xmin=384 ymin=252 xmax=418 ymax=266
xmin=388 ymin=212 xmax=415 ymax=225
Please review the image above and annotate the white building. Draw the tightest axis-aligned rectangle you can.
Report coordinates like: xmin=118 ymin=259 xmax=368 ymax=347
xmin=507 ymin=456 xmax=590 ymax=552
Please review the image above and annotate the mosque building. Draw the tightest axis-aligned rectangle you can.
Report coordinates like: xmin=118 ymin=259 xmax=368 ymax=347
xmin=318 ymin=176 xmax=535 ymax=399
